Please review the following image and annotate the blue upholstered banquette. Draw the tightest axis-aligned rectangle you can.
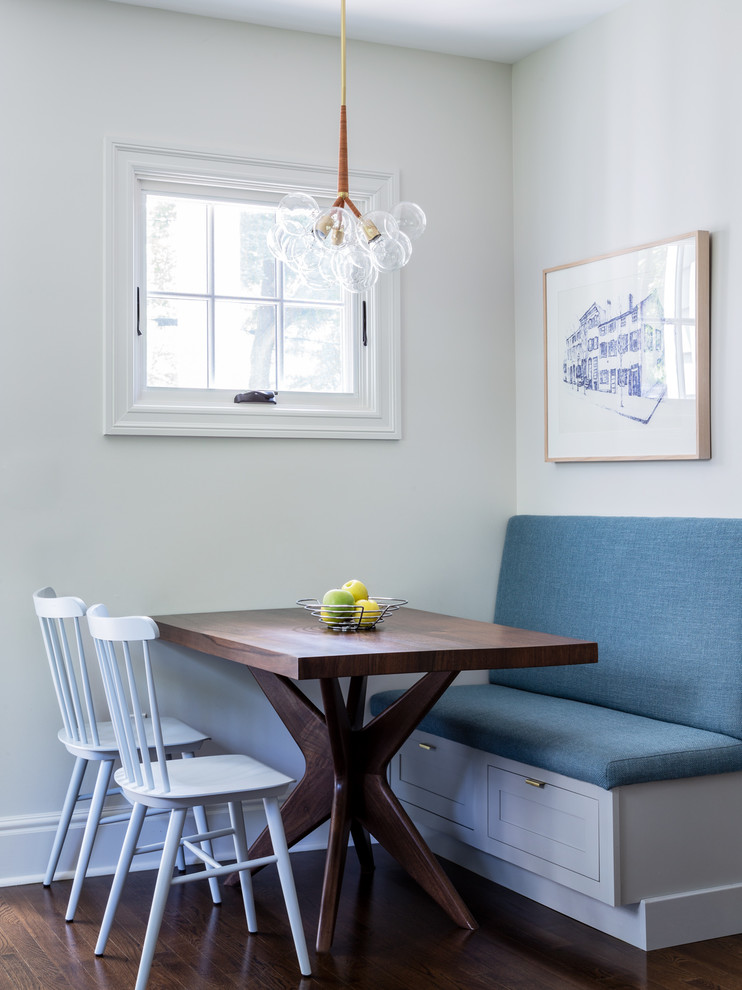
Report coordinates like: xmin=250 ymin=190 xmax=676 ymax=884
xmin=370 ymin=516 xmax=742 ymax=789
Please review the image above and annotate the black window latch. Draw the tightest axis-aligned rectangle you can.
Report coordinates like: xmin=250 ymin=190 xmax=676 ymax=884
xmin=234 ymin=390 xmax=277 ymax=404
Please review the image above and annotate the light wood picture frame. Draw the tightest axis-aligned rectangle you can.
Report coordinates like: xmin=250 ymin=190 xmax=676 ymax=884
xmin=544 ymin=231 xmax=710 ymax=462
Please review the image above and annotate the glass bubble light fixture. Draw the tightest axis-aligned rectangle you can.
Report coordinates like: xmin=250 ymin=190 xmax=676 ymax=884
xmin=266 ymin=0 xmax=425 ymax=294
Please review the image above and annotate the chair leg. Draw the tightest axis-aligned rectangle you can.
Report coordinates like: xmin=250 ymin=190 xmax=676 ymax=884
xmin=65 ymin=759 xmax=115 ymax=921
xmin=192 ymin=804 xmax=222 ymax=905
xmin=135 ymin=808 xmax=188 ymax=990
xmin=175 ymin=829 xmax=186 ymax=874
xmin=95 ymin=802 xmax=147 ymax=956
xmin=170 ymin=753 xmax=187 ymax=873
xmin=44 ymin=756 xmax=87 ymax=887
xmin=228 ymin=801 xmax=257 ymax=932
xmin=264 ymin=797 xmax=311 ymax=977
xmin=181 ymin=754 xmax=221 ymax=905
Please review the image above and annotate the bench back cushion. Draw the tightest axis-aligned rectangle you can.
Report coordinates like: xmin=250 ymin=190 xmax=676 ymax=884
xmin=490 ymin=515 xmax=742 ymax=739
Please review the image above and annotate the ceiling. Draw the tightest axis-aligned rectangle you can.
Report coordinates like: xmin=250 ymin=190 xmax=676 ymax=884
xmin=108 ymin=0 xmax=632 ymax=63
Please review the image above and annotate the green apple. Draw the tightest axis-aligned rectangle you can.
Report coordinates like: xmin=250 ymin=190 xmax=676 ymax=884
xmin=356 ymin=599 xmax=382 ymax=627
xmin=342 ymin=579 xmax=369 ymax=602
xmin=321 ymin=588 xmax=356 ymax=624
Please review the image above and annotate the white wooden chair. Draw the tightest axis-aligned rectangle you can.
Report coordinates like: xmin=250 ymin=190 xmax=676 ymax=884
xmin=86 ymin=604 xmax=311 ymax=989
xmin=33 ymin=587 xmax=216 ymax=921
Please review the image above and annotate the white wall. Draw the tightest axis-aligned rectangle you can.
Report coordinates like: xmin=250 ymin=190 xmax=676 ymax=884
xmin=513 ymin=0 xmax=741 ymax=516
xmin=0 ymin=0 xmax=513 ymax=881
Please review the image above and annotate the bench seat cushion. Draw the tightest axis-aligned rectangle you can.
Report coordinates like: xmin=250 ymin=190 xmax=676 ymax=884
xmin=369 ymin=684 xmax=742 ymax=789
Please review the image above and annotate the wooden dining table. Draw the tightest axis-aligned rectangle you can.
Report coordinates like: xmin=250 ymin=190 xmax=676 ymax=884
xmin=154 ymin=605 xmax=597 ymax=952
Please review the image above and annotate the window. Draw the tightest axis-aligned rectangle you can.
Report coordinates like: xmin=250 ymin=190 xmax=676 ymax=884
xmin=105 ymin=143 xmax=401 ymax=438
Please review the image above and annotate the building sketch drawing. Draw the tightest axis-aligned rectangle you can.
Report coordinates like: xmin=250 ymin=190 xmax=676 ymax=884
xmin=562 ymin=289 xmax=666 ymax=425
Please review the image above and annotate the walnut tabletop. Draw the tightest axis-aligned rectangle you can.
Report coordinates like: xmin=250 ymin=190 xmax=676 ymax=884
xmin=153 ymin=606 xmax=597 ymax=680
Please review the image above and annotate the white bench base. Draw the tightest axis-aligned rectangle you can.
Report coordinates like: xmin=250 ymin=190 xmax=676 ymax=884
xmin=391 ymin=730 xmax=742 ymax=949
xmin=421 ymin=826 xmax=742 ymax=949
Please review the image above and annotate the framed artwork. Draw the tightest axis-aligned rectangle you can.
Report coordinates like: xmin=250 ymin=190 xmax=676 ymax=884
xmin=543 ymin=231 xmax=710 ymax=462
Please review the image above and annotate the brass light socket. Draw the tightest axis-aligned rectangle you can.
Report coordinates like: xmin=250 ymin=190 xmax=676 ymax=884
xmin=314 ymin=213 xmax=335 ymax=239
xmin=361 ymin=220 xmax=381 ymax=243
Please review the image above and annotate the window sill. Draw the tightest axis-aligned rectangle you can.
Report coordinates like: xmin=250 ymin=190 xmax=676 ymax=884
xmin=105 ymin=389 xmax=401 ymax=439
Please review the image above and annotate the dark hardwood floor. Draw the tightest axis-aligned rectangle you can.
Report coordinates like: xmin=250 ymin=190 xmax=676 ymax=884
xmin=2 ymin=847 xmax=741 ymax=989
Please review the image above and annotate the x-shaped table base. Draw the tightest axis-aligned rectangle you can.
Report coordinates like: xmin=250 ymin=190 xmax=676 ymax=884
xmin=246 ymin=668 xmax=478 ymax=953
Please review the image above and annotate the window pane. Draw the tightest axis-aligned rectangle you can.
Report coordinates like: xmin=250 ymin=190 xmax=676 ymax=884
xmin=213 ymin=300 xmax=277 ymax=390
xmin=146 ymin=297 xmax=208 ymax=387
xmin=282 ymin=305 xmax=344 ymax=392
xmin=214 ymin=203 xmax=277 ymax=298
xmin=146 ymin=196 xmax=207 ymax=293
xmin=284 ymin=266 xmax=342 ymax=305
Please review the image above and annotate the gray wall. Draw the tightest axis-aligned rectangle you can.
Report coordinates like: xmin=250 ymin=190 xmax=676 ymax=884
xmin=7 ymin=0 xmax=738 ymax=887
xmin=513 ymin=0 xmax=738 ymax=513
xmin=1 ymin=0 xmax=514 ymax=880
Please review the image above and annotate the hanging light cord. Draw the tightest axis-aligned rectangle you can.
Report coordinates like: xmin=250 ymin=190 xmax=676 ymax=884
xmin=334 ymin=0 xmax=361 ymax=216
xmin=340 ymin=0 xmax=346 ymax=107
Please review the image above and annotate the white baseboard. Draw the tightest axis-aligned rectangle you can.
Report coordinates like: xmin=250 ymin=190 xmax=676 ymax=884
xmin=0 ymin=803 xmax=328 ymax=889
xmin=422 ymin=826 xmax=742 ymax=950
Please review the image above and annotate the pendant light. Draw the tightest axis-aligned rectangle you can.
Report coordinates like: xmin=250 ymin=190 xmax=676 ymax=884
xmin=266 ymin=0 xmax=426 ymax=293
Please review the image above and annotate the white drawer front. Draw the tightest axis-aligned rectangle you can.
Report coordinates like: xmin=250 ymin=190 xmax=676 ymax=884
xmin=395 ymin=735 xmax=477 ymax=829
xmin=488 ymin=765 xmax=600 ymax=880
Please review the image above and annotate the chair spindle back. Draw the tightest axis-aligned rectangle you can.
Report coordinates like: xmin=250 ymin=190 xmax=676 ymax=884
xmin=33 ymin=587 xmax=100 ymax=748
xmin=86 ymin=604 xmax=171 ymax=794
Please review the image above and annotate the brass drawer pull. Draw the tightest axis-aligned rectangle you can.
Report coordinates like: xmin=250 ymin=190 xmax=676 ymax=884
xmin=418 ymin=742 xmax=436 ymax=751
xmin=525 ymin=778 xmax=546 ymax=788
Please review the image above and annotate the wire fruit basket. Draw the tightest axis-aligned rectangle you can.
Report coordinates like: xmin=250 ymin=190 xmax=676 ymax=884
xmin=297 ymin=598 xmax=407 ymax=632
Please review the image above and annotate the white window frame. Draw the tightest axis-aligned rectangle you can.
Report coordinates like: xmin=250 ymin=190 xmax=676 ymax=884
xmin=104 ymin=141 xmax=401 ymax=438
